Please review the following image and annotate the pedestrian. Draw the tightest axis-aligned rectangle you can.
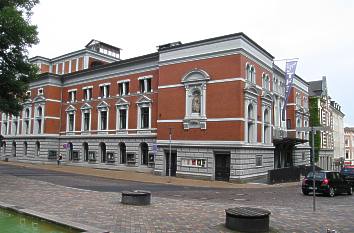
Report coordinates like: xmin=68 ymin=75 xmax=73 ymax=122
xmin=57 ymin=153 xmax=63 ymax=166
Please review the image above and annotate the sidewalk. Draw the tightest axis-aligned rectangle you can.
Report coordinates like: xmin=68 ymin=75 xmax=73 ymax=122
xmin=0 ymin=160 xmax=298 ymax=189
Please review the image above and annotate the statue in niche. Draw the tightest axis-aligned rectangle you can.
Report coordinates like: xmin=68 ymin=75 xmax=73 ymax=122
xmin=192 ymin=90 xmax=201 ymax=113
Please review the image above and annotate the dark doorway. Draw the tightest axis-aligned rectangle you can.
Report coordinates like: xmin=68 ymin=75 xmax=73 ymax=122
xmin=68 ymin=142 xmax=73 ymax=161
xmin=215 ymin=153 xmax=230 ymax=181
xmin=83 ymin=142 xmax=89 ymax=161
xmin=99 ymin=142 xmax=106 ymax=163
xmin=165 ymin=150 xmax=177 ymax=176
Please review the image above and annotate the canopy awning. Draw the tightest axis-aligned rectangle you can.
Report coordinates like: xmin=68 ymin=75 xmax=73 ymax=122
xmin=273 ymin=137 xmax=308 ymax=146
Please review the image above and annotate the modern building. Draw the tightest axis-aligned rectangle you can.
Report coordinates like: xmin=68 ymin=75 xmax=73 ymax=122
xmin=344 ymin=127 xmax=354 ymax=165
xmin=0 ymin=33 xmax=310 ymax=181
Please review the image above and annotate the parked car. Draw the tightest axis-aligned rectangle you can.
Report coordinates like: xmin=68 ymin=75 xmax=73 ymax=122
xmin=302 ymin=171 xmax=353 ymax=197
xmin=340 ymin=166 xmax=354 ymax=187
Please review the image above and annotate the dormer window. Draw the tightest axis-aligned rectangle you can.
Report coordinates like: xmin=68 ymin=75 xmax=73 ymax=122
xmin=138 ymin=75 xmax=152 ymax=93
xmin=99 ymin=83 xmax=110 ymax=98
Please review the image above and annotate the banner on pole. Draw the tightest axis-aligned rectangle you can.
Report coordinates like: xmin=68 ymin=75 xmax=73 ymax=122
xmin=282 ymin=60 xmax=298 ymax=121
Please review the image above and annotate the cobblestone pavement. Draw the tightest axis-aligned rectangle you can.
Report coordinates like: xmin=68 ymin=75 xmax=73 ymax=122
xmin=0 ymin=164 xmax=353 ymax=233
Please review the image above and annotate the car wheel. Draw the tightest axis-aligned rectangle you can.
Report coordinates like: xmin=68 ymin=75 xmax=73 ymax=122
xmin=302 ymin=190 xmax=309 ymax=195
xmin=348 ymin=187 xmax=353 ymax=195
xmin=329 ymin=187 xmax=335 ymax=197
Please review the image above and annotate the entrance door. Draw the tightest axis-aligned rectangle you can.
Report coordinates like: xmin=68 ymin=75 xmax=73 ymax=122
xmin=215 ymin=153 xmax=230 ymax=181
xmin=165 ymin=151 xmax=177 ymax=176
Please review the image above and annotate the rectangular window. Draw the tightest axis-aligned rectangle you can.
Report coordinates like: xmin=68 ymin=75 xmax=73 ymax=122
xmin=181 ymin=159 xmax=206 ymax=168
xmin=139 ymin=79 xmax=144 ymax=93
xmin=68 ymin=114 xmax=74 ymax=131
xmin=139 ymin=79 xmax=152 ymax=93
xmin=25 ymin=120 xmax=29 ymax=134
xmin=100 ymin=111 xmax=107 ymax=130
xmin=100 ymin=85 xmax=110 ymax=98
xmin=141 ymin=107 xmax=149 ymax=129
xmin=256 ymin=155 xmax=263 ymax=167
xmin=84 ymin=88 xmax=92 ymax=101
xmin=118 ymin=82 xmax=129 ymax=96
xmin=84 ymin=112 xmax=90 ymax=131
xmin=119 ymin=109 xmax=127 ymax=129
xmin=69 ymin=90 xmax=77 ymax=102
xmin=37 ymin=119 xmax=42 ymax=134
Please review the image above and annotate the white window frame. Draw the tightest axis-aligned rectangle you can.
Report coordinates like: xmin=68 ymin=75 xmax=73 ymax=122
xmin=37 ymin=88 xmax=44 ymax=96
xmin=82 ymin=86 xmax=93 ymax=101
xmin=116 ymin=105 xmax=129 ymax=131
xmin=81 ymin=104 xmax=92 ymax=133
xmin=117 ymin=80 xmax=130 ymax=96
xmin=97 ymin=102 xmax=109 ymax=133
xmin=1 ymin=113 xmax=9 ymax=135
xmin=138 ymin=75 xmax=153 ymax=93
xmin=68 ymin=89 xmax=77 ymax=103
xmin=98 ymin=83 xmax=111 ymax=99
xmin=34 ymin=105 xmax=44 ymax=134
xmin=137 ymin=104 xmax=151 ymax=129
xmin=22 ymin=108 xmax=31 ymax=135
xmin=256 ymin=155 xmax=263 ymax=167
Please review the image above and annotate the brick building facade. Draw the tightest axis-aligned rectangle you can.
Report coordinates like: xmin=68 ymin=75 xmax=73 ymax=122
xmin=0 ymin=33 xmax=310 ymax=181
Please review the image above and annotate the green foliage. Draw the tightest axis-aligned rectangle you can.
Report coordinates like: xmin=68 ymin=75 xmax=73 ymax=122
xmin=308 ymin=97 xmax=321 ymax=162
xmin=0 ymin=0 xmax=39 ymax=116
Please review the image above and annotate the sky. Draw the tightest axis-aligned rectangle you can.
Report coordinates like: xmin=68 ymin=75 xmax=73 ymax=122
xmin=28 ymin=0 xmax=354 ymax=126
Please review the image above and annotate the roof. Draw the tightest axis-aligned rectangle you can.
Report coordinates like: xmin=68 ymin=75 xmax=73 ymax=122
xmin=308 ymin=80 xmax=323 ymax=96
xmin=158 ymin=32 xmax=274 ymax=59
xmin=85 ymin=39 xmax=121 ymax=51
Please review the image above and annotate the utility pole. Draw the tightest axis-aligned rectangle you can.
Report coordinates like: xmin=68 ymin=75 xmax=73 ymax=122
xmin=169 ymin=127 xmax=172 ymax=179
xmin=311 ymin=127 xmax=316 ymax=212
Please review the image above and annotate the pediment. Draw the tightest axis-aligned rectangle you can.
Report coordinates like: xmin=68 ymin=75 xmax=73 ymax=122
xmin=182 ymin=69 xmax=210 ymax=83
xmin=261 ymin=91 xmax=273 ymax=102
xmin=136 ymin=95 xmax=152 ymax=104
xmin=80 ymin=103 xmax=92 ymax=110
xmin=244 ymin=84 xmax=259 ymax=97
xmin=33 ymin=95 xmax=46 ymax=103
xmin=116 ymin=98 xmax=129 ymax=106
xmin=97 ymin=101 xmax=109 ymax=109
xmin=65 ymin=105 xmax=76 ymax=112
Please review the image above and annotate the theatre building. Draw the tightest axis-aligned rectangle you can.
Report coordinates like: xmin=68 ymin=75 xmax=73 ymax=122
xmin=0 ymin=33 xmax=310 ymax=181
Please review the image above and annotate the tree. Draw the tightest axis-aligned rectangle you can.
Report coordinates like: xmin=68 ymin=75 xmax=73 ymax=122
xmin=0 ymin=0 xmax=39 ymax=116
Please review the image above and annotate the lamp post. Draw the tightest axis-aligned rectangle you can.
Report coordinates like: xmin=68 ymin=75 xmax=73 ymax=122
xmin=168 ymin=128 xmax=172 ymax=179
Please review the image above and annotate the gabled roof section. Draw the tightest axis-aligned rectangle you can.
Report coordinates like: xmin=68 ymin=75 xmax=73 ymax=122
xmin=97 ymin=101 xmax=109 ymax=108
xmin=116 ymin=98 xmax=129 ymax=106
xmin=65 ymin=105 xmax=76 ymax=112
xmin=182 ymin=69 xmax=210 ymax=83
xmin=136 ymin=95 xmax=152 ymax=104
xmin=80 ymin=103 xmax=92 ymax=110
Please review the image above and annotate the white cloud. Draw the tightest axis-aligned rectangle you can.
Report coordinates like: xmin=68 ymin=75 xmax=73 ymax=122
xmin=28 ymin=0 xmax=354 ymax=124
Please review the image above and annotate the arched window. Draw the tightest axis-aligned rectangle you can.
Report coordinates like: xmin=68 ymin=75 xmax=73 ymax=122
xmin=82 ymin=142 xmax=89 ymax=161
xmin=25 ymin=109 xmax=30 ymax=118
xmin=35 ymin=106 xmax=44 ymax=134
xmin=262 ymin=74 xmax=270 ymax=90
xmin=297 ymin=118 xmax=302 ymax=138
xmin=119 ymin=142 xmax=126 ymax=164
xmin=37 ymin=106 xmax=42 ymax=116
xmin=247 ymin=104 xmax=255 ymax=143
xmin=263 ymin=109 xmax=270 ymax=144
xmin=182 ymin=69 xmax=209 ymax=130
xmin=140 ymin=142 xmax=149 ymax=165
xmin=250 ymin=66 xmax=256 ymax=83
xmin=67 ymin=142 xmax=73 ymax=161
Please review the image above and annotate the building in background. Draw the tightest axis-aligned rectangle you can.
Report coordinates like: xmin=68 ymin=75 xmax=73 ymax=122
xmin=0 ymin=33 xmax=311 ymax=182
xmin=308 ymin=76 xmax=345 ymax=170
xmin=330 ymin=101 xmax=345 ymax=159
xmin=344 ymin=127 xmax=354 ymax=165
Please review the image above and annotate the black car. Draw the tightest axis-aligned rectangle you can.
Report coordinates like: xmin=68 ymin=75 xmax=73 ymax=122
xmin=302 ymin=171 xmax=353 ymax=197
xmin=340 ymin=166 xmax=354 ymax=187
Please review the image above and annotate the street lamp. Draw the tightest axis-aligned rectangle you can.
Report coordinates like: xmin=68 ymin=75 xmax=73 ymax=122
xmin=168 ymin=127 xmax=172 ymax=179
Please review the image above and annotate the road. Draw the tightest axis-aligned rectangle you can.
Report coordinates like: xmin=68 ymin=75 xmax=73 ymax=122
xmin=0 ymin=163 xmax=354 ymax=232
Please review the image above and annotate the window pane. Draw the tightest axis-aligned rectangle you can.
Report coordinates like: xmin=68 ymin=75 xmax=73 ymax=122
xmin=84 ymin=112 xmax=90 ymax=131
xmin=141 ymin=107 xmax=149 ymax=128
xmin=147 ymin=79 xmax=151 ymax=92
xmin=139 ymin=80 xmax=144 ymax=93
xmin=101 ymin=111 xmax=107 ymax=130
xmin=126 ymin=82 xmax=129 ymax=94
xmin=119 ymin=109 xmax=127 ymax=129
